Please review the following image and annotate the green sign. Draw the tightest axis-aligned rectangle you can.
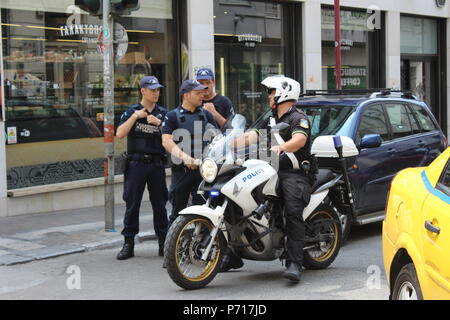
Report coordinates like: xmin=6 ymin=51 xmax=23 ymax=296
xmin=327 ymin=66 xmax=367 ymax=89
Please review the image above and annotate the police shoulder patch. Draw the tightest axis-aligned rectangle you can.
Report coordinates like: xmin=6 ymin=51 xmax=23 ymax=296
xmin=300 ymin=119 xmax=309 ymax=129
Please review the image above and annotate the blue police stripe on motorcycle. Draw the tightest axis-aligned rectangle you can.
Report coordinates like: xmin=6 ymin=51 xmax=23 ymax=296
xmin=421 ymin=171 xmax=450 ymax=205
xmin=242 ymin=169 xmax=264 ymax=183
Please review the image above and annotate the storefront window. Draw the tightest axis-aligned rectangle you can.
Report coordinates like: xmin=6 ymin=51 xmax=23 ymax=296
xmin=2 ymin=1 xmax=177 ymax=189
xmin=214 ymin=0 xmax=286 ymax=124
xmin=401 ymin=16 xmax=437 ymax=55
xmin=400 ymin=16 xmax=440 ymax=123
xmin=321 ymin=7 xmax=383 ymax=90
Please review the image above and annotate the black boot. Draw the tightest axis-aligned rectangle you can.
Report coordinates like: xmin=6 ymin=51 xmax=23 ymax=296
xmin=158 ymin=234 xmax=166 ymax=257
xmin=283 ymin=261 xmax=302 ymax=282
xmin=117 ymin=237 xmax=135 ymax=260
xmin=219 ymin=248 xmax=244 ymax=272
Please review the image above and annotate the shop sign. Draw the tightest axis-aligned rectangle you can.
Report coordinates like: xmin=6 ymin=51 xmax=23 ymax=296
xmin=340 ymin=39 xmax=354 ymax=51
xmin=327 ymin=66 xmax=367 ymax=89
xmin=60 ymin=24 xmax=103 ymax=43
xmin=237 ymin=34 xmax=262 ymax=48
xmin=322 ymin=9 xmax=370 ymax=32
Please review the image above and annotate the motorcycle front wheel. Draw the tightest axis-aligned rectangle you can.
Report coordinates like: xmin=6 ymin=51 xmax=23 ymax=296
xmin=164 ymin=215 xmax=226 ymax=290
xmin=303 ymin=203 xmax=342 ymax=270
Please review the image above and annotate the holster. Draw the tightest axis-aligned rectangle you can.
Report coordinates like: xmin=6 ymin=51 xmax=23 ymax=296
xmin=121 ymin=152 xmax=129 ymax=176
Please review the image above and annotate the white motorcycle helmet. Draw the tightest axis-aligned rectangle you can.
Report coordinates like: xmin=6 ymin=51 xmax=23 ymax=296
xmin=261 ymin=75 xmax=301 ymax=105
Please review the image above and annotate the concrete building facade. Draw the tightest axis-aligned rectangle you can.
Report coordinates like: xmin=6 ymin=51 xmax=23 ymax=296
xmin=0 ymin=0 xmax=449 ymax=216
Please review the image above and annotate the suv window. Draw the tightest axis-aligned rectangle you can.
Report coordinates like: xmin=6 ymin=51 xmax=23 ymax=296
xmin=411 ymin=104 xmax=438 ymax=132
xmin=385 ymin=103 xmax=412 ymax=139
xmin=301 ymin=105 xmax=354 ymax=140
xmin=406 ymin=105 xmax=421 ymax=135
xmin=358 ymin=104 xmax=390 ymax=142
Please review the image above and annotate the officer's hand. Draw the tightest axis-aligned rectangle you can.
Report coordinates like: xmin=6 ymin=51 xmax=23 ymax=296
xmin=147 ymin=115 xmax=162 ymax=126
xmin=133 ymin=109 xmax=147 ymax=120
xmin=271 ymin=145 xmax=284 ymax=155
xmin=203 ymin=102 xmax=217 ymax=114
xmin=183 ymin=156 xmax=199 ymax=170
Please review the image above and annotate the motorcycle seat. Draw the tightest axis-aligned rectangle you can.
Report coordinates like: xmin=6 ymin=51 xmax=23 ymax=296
xmin=312 ymin=169 xmax=335 ymax=192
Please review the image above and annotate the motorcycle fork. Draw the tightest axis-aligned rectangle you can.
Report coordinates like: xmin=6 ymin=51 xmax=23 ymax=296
xmin=200 ymin=215 xmax=224 ymax=261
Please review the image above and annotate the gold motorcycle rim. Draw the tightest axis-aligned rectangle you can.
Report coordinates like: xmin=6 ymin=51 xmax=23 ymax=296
xmin=175 ymin=218 xmax=221 ymax=282
xmin=305 ymin=210 xmax=339 ymax=262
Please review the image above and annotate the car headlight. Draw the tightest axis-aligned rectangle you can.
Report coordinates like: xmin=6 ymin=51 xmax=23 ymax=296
xmin=200 ymin=158 xmax=218 ymax=183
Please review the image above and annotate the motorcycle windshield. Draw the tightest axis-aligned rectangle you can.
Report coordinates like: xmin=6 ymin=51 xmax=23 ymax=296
xmin=204 ymin=114 xmax=247 ymax=163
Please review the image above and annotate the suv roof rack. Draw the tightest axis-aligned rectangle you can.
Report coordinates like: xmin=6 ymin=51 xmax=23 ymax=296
xmin=301 ymin=88 xmax=391 ymax=97
xmin=369 ymin=89 xmax=416 ymax=100
xmin=301 ymin=88 xmax=416 ymax=100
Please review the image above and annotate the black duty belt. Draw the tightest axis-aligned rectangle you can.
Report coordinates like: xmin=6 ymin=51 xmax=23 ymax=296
xmin=127 ymin=153 xmax=163 ymax=164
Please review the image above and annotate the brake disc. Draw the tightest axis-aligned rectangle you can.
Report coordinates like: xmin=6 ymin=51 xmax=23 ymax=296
xmin=188 ymin=235 xmax=218 ymax=267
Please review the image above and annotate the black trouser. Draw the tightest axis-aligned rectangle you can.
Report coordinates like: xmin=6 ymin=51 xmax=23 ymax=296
xmin=168 ymin=166 xmax=205 ymax=224
xmin=122 ymin=158 xmax=168 ymax=239
xmin=278 ymin=169 xmax=312 ymax=267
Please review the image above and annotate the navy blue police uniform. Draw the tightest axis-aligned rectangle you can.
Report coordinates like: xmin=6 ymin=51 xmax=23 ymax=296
xmin=254 ymin=107 xmax=318 ymax=269
xmin=196 ymin=68 xmax=235 ymax=123
xmin=119 ymin=103 xmax=169 ymax=242
xmin=202 ymin=94 xmax=234 ymax=120
xmin=162 ymin=86 xmax=217 ymax=224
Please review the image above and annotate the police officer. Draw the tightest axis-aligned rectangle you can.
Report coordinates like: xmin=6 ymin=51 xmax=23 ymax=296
xmin=233 ymin=76 xmax=316 ymax=283
xmin=116 ymin=76 xmax=169 ymax=260
xmin=162 ymin=80 xmax=217 ymax=224
xmin=195 ymin=68 xmax=234 ymax=128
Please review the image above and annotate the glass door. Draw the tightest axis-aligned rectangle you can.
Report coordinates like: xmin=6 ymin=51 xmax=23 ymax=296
xmin=214 ymin=1 xmax=287 ymax=124
xmin=401 ymin=58 xmax=439 ymax=118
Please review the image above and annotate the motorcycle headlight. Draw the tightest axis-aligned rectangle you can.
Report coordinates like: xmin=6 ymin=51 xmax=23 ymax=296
xmin=200 ymin=158 xmax=218 ymax=183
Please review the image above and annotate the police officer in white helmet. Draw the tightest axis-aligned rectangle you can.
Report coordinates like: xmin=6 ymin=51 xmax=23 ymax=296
xmin=229 ymin=75 xmax=317 ymax=283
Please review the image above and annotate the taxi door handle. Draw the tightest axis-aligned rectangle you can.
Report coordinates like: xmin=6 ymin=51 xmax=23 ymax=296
xmin=425 ymin=221 xmax=440 ymax=235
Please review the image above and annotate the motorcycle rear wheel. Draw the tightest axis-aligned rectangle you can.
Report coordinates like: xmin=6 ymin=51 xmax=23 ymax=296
xmin=164 ymin=215 xmax=226 ymax=290
xmin=303 ymin=203 xmax=342 ymax=270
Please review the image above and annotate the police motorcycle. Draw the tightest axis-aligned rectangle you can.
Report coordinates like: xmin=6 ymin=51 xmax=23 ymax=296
xmin=164 ymin=114 xmax=359 ymax=290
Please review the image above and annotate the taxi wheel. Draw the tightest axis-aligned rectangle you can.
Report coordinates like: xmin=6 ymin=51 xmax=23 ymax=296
xmin=392 ymin=263 xmax=423 ymax=300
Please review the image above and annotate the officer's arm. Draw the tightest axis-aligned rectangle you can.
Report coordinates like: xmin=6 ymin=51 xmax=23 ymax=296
xmin=278 ymin=133 xmax=307 ymax=153
xmin=162 ymin=134 xmax=196 ymax=165
xmin=232 ymin=130 xmax=259 ymax=149
xmin=116 ymin=110 xmax=146 ymax=139
xmin=214 ymin=112 xmax=227 ymax=128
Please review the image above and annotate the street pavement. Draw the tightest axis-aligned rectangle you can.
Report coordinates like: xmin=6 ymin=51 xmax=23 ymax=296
xmin=0 ymin=219 xmax=389 ymax=300
xmin=0 ymin=202 xmax=158 ymax=266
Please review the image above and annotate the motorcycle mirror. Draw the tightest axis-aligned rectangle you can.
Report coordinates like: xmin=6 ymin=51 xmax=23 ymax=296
xmin=221 ymin=114 xmax=235 ymax=131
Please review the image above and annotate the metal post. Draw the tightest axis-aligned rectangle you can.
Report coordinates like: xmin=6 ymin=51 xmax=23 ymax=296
xmin=103 ymin=0 xmax=116 ymax=232
xmin=334 ymin=0 xmax=342 ymax=90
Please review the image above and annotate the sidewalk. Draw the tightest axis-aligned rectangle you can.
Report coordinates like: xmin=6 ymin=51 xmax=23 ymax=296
xmin=0 ymin=201 xmax=164 ymax=266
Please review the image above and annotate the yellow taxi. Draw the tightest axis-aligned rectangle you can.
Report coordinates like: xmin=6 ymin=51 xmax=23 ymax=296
xmin=383 ymin=147 xmax=450 ymax=300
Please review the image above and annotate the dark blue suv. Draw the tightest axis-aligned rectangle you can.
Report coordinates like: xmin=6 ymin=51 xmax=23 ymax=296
xmin=253 ymin=90 xmax=448 ymax=239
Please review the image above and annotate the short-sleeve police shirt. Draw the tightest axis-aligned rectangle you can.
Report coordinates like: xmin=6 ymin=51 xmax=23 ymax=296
xmin=253 ymin=107 xmax=312 ymax=165
xmin=118 ymin=103 xmax=168 ymax=155
xmin=202 ymin=94 xmax=234 ymax=120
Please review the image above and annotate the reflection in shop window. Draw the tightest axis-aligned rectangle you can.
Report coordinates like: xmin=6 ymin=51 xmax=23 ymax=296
xmin=321 ymin=8 xmax=381 ymax=90
xmin=214 ymin=0 xmax=284 ymax=124
xmin=1 ymin=3 xmax=177 ymax=188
